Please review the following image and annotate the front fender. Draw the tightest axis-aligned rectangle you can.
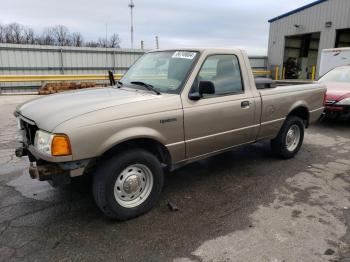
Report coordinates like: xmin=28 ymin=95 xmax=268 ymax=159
xmin=97 ymin=126 xmax=167 ymax=156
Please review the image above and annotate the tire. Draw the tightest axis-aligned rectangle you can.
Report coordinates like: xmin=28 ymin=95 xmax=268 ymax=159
xmin=271 ymin=116 xmax=305 ymax=159
xmin=92 ymin=149 xmax=164 ymax=220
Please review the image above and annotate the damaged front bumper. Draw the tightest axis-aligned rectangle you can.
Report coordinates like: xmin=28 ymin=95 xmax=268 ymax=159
xmin=16 ymin=145 xmax=91 ymax=186
xmin=28 ymin=160 xmax=90 ymax=186
xmin=29 ymin=162 xmax=68 ymax=181
xmin=28 ymin=159 xmax=90 ymax=180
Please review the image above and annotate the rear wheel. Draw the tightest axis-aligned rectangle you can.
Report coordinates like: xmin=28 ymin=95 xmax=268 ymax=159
xmin=92 ymin=149 xmax=164 ymax=220
xmin=271 ymin=116 xmax=304 ymax=159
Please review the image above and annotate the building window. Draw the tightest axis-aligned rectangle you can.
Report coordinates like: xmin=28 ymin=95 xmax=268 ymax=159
xmin=335 ymin=29 xmax=350 ymax=48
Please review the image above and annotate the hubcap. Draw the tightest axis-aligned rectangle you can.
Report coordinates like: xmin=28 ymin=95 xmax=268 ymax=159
xmin=123 ymin=174 xmax=141 ymax=194
xmin=114 ymin=164 xmax=153 ymax=208
xmin=286 ymin=124 xmax=301 ymax=152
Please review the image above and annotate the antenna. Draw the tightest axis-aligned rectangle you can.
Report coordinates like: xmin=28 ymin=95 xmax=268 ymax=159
xmin=128 ymin=0 xmax=135 ymax=49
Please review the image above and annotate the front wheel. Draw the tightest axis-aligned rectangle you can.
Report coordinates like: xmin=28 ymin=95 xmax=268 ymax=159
xmin=271 ymin=116 xmax=305 ymax=159
xmin=92 ymin=149 xmax=164 ymax=220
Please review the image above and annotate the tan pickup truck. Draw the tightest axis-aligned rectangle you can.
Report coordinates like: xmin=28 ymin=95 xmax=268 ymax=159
xmin=15 ymin=49 xmax=326 ymax=220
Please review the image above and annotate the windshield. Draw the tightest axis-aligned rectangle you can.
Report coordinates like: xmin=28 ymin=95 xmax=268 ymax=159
xmin=121 ymin=51 xmax=198 ymax=94
xmin=319 ymin=68 xmax=350 ymax=83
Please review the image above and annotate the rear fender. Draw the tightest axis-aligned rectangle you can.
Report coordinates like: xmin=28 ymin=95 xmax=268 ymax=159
xmin=287 ymin=101 xmax=310 ymax=126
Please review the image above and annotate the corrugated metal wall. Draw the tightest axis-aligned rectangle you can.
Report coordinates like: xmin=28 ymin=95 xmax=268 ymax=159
xmin=0 ymin=43 xmax=145 ymax=75
xmin=248 ymin=56 xmax=268 ymax=70
xmin=0 ymin=43 xmax=145 ymax=89
xmin=0 ymin=43 xmax=267 ymax=91
xmin=268 ymin=0 xmax=350 ymax=76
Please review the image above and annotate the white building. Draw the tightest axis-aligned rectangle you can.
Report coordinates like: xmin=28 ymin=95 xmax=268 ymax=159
xmin=267 ymin=0 xmax=350 ymax=79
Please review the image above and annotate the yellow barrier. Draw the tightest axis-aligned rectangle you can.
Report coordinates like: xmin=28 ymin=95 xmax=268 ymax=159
xmin=275 ymin=66 xmax=279 ymax=80
xmin=0 ymin=70 xmax=271 ymax=83
xmin=311 ymin=66 xmax=316 ymax=81
xmin=0 ymin=74 xmax=123 ymax=83
xmin=253 ymin=70 xmax=271 ymax=76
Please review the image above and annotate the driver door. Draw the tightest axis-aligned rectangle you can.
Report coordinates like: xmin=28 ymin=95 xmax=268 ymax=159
xmin=182 ymin=53 xmax=256 ymax=158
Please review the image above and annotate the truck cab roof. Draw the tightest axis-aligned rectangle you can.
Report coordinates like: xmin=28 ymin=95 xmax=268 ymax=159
xmin=147 ymin=48 xmax=246 ymax=54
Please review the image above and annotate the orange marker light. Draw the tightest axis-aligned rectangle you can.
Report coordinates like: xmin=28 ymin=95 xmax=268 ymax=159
xmin=51 ymin=135 xmax=72 ymax=156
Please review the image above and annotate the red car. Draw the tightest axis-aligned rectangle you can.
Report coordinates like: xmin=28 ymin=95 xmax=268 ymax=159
xmin=318 ymin=66 xmax=350 ymax=119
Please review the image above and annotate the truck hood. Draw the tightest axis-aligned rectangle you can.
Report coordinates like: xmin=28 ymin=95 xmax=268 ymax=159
xmin=322 ymin=81 xmax=350 ymax=101
xmin=16 ymin=87 xmax=161 ymax=131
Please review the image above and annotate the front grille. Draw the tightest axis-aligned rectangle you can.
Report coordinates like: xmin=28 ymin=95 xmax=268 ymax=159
xmin=20 ymin=119 xmax=38 ymax=145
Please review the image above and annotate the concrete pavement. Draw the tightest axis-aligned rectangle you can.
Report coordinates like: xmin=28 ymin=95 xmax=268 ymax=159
xmin=0 ymin=95 xmax=349 ymax=262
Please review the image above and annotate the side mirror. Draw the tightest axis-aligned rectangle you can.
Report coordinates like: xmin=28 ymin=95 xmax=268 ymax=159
xmin=199 ymin=81 xmax=215 ymax=95
xmin=189 ymin=81 xmax=215 ymax=101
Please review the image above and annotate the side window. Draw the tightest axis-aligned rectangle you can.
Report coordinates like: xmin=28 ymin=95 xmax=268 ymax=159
xmin=194 ymin=54 xmax=244 ymax=96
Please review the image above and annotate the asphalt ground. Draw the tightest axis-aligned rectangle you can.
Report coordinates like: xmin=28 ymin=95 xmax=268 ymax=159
xmin=0 ymin=95 xmax=349 ymax=262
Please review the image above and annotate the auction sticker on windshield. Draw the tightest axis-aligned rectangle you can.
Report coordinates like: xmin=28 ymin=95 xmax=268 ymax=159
xmin=172 ymin=51 xmax=197 ymax=60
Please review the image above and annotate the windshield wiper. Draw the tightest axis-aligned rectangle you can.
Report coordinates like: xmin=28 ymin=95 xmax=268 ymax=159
xmin=130 ymin=81 xmax=161 ymax=95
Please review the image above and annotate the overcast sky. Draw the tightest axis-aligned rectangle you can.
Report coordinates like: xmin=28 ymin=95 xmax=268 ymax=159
xmin=1 ymin=0 xmax=315 ymax=55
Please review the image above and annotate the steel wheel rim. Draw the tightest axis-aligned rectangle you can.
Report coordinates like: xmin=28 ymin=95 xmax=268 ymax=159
xmin=286 ymin=124 xmax=301 ymax=152
xmin=114 ymin=164 xmax=154 ymax=208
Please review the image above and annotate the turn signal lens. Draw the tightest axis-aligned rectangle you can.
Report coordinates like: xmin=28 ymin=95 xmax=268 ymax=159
xmin=51 ymin=135 xmax=71 ymax=156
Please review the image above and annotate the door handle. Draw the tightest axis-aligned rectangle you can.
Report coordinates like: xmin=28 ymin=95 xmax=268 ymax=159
xmin=241 ymin=101 xmax=250 ymax=108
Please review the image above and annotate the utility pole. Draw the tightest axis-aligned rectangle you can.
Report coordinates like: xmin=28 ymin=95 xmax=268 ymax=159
xmin=105 ymin=23 xmax=108 ymax=73
xmin=128 ymin=0 xmax=135 ymax=49
xmin=105 ymin=23 xmax=108 ymax=47
xmin=155 ymin=36 xmax=159 ymax=49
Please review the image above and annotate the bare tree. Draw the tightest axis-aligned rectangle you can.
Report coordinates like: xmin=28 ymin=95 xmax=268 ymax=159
xmin=71 ymin=32 xmax=84 ymax=47
xmin=0 ymin=22 xmax=122 ymax=48
xmin=23 ymin=27 xmax=35 ymax=44
xmin=4 ymin=23 xmax=24 ymax=43
xmin=0 ymin=24 xmax=5 ymax=43
xmin=40 ymin=28 xmax=55 ymax=45
xmin=108 ymin=33 xmax=121 ymax=48
xmin=97 ymin=37 xmax=108 ymax=48
xmin=52 ymin=25 xmax=71 ymax=46
xmin=4 ymin=25 xmax=13 ymax=43
xmin=85 ymin=41 xmax=99 ymax=47
xmin=13 ymin=23 xmax=25 ymax=44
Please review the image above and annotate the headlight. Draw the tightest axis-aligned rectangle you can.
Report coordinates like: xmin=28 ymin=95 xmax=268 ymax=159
xmin=34 ymin=130 xmax=71 ymax=156
xmin=335 ymin=97 xmax=350 ymax=106
xmin=34 ymin=130 xmax=53 ymax=155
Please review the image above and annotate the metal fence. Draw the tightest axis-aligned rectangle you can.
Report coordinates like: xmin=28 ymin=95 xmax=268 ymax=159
xmin=0 ymin=43 xmax=268 ymax=93
xmin=248 ymin=56 xmax=268 ymax=71
xmin=0 ymin=43 xmax=145 ymax=91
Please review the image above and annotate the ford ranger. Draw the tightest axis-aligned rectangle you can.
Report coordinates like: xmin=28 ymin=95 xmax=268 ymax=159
xmin=14 ymin=49 xmax=326 ymax=220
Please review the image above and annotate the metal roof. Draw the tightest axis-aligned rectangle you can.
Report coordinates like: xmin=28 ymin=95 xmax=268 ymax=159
xmin=268 ymin=0 xmax=328 ymax=23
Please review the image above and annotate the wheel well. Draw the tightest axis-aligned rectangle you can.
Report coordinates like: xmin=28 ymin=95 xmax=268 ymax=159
xmin=102 ymin=138 xmax=172 ymax=168
xmin=288 ymin=106 xmax=310 ymax=127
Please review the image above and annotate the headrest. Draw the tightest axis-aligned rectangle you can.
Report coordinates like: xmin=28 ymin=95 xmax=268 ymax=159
xmin=217 ymin=59 xmax=235 ymax=77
